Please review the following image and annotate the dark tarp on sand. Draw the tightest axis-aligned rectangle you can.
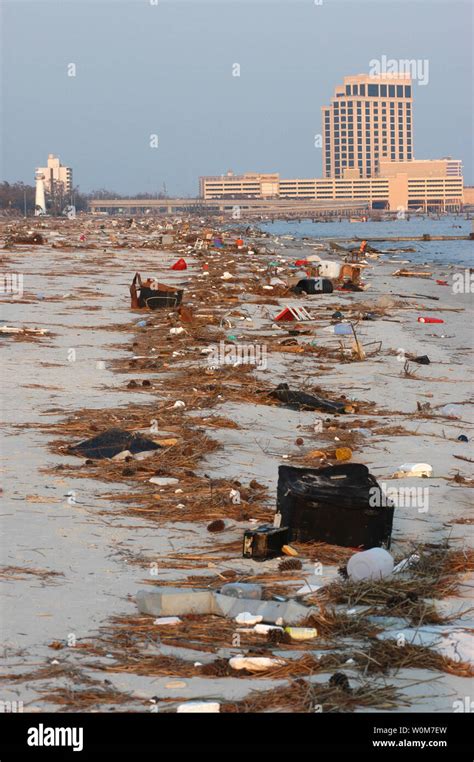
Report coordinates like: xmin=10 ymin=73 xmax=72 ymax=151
xmin=68 ymin=428 xmax=162 ymax=460
xmin=270 ymin=383 xmax=346 ymax=414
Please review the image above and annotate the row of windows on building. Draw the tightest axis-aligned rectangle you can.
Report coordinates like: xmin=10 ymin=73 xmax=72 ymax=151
xmin=326 ymin=143 xmax=413 ymax=152
xmin=328 ymin=152 xmax=412 ymax=162
xmin=330 ymin=111 xmax=411 ymax=118
xmin=327 ymin=155 xmax=412 ymax=164
xmin=327 ymin=159 xmax=412 ymax=173
xmin=327 ymin=131 xmax=412 ymax=139
xmin=326 ymin=103 xmax=411 ymax=114
xmin=326 ymin=113 xmax=410 ymax=124
xmin=327 ymin=145 xmax=412 ymax=154
xmin=328 ymin=116 xmax=411 ymax=125
xmin=340 ymin=84 xmax=411 ymax=97
xmin=332 ymin=101 xmax=411 ymax=109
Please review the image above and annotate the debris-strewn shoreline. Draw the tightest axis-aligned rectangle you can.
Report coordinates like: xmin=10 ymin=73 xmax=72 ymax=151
xmin=1 ymin=215 xmax=472 ymax=713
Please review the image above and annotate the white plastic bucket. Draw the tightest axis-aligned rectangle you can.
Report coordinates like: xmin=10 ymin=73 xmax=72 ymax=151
xmin=347 ymin=547 xmax=394 ymax=581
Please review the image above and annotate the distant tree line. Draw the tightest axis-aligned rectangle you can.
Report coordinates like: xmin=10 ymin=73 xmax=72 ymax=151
xmin=0 ymin=182 xmax=169 ymax=215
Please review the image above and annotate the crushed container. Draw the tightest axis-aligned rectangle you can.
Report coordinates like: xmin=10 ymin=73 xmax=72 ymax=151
xmin=242 ymin=524 xmax=290 ymax=560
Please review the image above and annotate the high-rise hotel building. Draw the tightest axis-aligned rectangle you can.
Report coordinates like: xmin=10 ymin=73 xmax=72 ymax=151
xmin=322 ymin=74 xmax=413 ymax=179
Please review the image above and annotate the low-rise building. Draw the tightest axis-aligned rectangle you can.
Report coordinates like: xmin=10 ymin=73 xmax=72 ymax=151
xmin=199 ymin=171 xmax=279 ymax=200
xmin=200 ymin=164 xmax=464 ymax=212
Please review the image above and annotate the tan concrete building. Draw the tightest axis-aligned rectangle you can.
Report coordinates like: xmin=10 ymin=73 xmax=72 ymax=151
xmin=463 ymin=187 xmax=474 ymax=205
xmin=200 ymin=170 xmax=463 ymax=212
xmin=282 ymin=175 xmax=462 ymax=211
xmin=199 ymin=171 xmax=279 ymax=199
xmin=199 ymin=73 xmax=464 ymax=213
xmin=322 ymin=74 xmax=413 ymax=179
xmin=378 ymin=158 xmax=462 ymax=178
xmin=36 ymin=154 xmax=73 ymax=194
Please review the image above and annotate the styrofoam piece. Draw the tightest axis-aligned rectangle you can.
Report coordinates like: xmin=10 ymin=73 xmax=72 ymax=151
xmin=137 ymin=588 xmax=214 ymax=617
xmin=229 ymin=656 xmax=285 ymax=672
xmin=136 ymin=587 xmax=316 ymax=625
xmin=112 ymin=450 xmax=132 ymax=461
xmin=235 ymin=612 xmax=263 ymax=625
xmin=148 ymin=476 xmax=179 ymax=486
xmin=213 ymin=592 xmax=315 ymax=624
xmin=153 ymin=617 xmax=182 ymax=626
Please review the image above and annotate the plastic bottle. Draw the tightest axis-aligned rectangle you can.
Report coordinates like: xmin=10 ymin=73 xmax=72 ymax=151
xmin=219 ymin=583 xmax=262 ymax=600
xmin=284 ymin=627 xmax=318 ymax=640
xmin=417 ymin=317 xmax=444 ymax=324
xmin=347 ymin=547 xmax=394 ymax=581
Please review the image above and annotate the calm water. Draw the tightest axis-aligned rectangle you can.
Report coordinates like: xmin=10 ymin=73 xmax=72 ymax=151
xmin=260 ymin=215 xmax=473 ymax=266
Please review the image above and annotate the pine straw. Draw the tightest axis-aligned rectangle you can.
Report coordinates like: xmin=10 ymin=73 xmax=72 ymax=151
xmin=450 ymin=473 xmax=474 ymax=487
xmin=194 ymin=416 xmax=240 ymax=429
xmin=39 ymin=685 xmax=138 ymax=710
xmin=43 ymin=402 xmax=272 ymax=523
xmin=316 ymin=545 xmax=474 ymax=625
xmin=78 ymin=607 xmax=382 ymax=675
xmin=352 ymin=638 xmax=474 ymax=678
xmin=292 ymin=541 xmax=354 ymax=566
xmin=0 ymin=565 xmax=64 ymax=583
xmin=0 ymin=663 xmax=84 ymax=684
xmin=221 ymin=677 xmax=406 ymax=712
xmin=142 ymin=568 xmax=305 ymax=592
xmin=303 ymin=606 xmax=382 ymax=639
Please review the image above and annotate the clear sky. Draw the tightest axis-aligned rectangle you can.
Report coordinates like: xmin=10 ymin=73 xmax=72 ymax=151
xmin=1 ymin=0 xmax=472 ymax=195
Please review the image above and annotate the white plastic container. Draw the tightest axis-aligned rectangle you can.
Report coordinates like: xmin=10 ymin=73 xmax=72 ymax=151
xmin=347 ymin=547 xmax=394 ymax=581
xmin=177 ymin=702 xmax=220 ymax=713
xmin=318 ymin=260 xmax=341 ymax=279
xmin=396 ymin=462 xmax=433 ymax=478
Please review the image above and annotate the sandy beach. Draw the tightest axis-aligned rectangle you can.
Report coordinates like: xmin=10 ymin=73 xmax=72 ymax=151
xmin=1 ymin=215 xmax=472 ymax=714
